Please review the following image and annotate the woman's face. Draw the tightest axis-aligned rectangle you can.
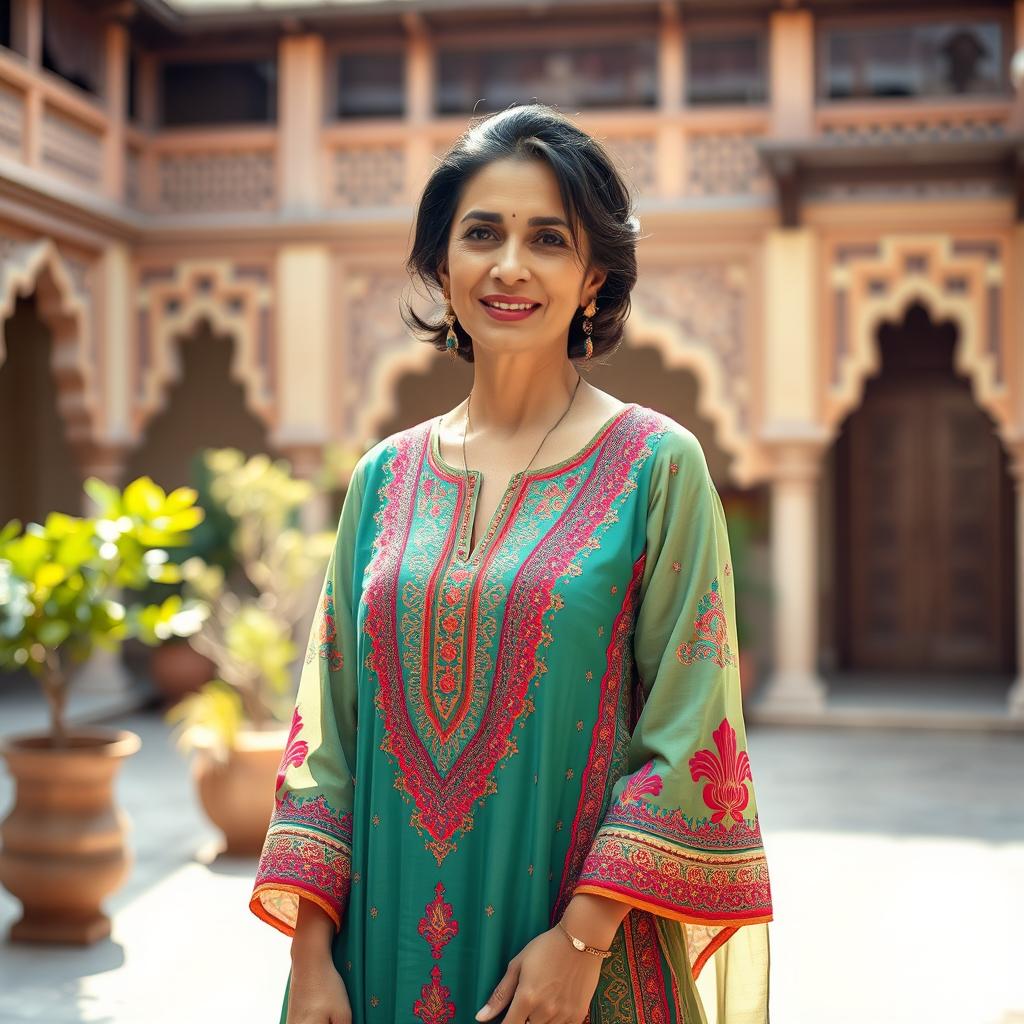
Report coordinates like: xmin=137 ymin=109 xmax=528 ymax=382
xmin=439 ymin=157 xmax=607 ymax=360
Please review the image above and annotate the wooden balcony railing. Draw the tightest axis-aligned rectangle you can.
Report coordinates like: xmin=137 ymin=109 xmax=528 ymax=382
xmin=0 ymin=39 xmax=1015 ymax=219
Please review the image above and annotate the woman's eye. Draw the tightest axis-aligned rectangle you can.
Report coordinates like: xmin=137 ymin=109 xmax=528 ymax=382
xmin=463 ymin=227 xmax=566 ymax=247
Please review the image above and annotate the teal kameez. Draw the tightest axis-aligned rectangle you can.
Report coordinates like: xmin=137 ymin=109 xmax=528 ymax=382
xmin=250 ymin=403 xmax=773 ymax=1023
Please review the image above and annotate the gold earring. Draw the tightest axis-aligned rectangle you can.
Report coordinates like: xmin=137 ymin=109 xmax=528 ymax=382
xmin=443 ymin=298 xmax=459 ymax=357
xmin=581 ymin=299 xmax=598 ymax=361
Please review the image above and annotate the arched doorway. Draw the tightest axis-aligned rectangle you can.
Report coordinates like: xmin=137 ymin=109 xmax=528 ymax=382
xmin=123 ymin=318 xmax=280 ymax=490
xmin=0 ymin=294 xmax=83 ymax=524
xmin=833 ymin=300 xmax=1015 ymax=675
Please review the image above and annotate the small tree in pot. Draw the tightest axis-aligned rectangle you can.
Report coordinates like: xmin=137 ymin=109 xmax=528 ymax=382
xmin=0 ymin=477 xmax=207 ymax=944
xmin=163 ymin=448 xmax=339 ymax=856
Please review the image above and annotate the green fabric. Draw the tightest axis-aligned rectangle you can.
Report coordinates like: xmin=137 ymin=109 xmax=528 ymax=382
xmin=250 ymin=404 xmax=773 ymax=1023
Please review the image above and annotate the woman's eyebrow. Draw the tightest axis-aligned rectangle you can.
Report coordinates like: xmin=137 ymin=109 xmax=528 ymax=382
xmin=459 ymin=210 xmax=569 ymax=228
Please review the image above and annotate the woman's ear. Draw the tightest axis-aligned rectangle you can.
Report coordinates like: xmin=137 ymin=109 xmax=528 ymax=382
xmin=584 ymin=267 xmax=608 ymax=303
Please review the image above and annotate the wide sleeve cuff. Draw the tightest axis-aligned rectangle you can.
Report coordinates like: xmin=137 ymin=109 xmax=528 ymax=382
xmin=571 ymin=815 xmax=772 ymax=927
xmin=248 ymin=792 xmax=354 ymax=937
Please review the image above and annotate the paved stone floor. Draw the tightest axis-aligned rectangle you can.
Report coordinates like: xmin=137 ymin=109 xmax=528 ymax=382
xmin=1 ymin=694 xmax=1022 ymax=1024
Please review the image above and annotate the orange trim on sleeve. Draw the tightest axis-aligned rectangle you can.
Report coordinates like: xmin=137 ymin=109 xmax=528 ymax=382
xmin=249 ymin=883 xmax=342 ymax=938
xmin=571 ymin=883 xmax=773 ymax=929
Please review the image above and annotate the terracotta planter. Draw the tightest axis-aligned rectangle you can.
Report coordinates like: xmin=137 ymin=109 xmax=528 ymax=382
xmin=0 ymin=727 xmax=142 ymax=945
xmin=191 ymin=725 xmax=288 ymax=856
xmin=150 ymin=639 xmax=216 ymax=706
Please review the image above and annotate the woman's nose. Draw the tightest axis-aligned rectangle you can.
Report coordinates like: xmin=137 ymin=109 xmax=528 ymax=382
xmin=491 ymin=244 xmax=529 ymax=281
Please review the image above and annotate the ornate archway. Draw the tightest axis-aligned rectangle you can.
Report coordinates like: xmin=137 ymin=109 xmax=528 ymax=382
xmin=134 ymin=259 xmax=276 ymax=435
xmin=629 ymin=262 xmax=765 ymax=485
xmin=0 ymin=237 xmax=100 ymax=459
xmin=823 ymin=234 xmax=1013 ymax=442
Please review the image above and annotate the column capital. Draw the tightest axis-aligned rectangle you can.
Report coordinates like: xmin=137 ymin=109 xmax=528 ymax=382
xmin=760 ymin=422 xmax=830 ymax=481
xmin=276 ymin=441 xmax=326 ymax=482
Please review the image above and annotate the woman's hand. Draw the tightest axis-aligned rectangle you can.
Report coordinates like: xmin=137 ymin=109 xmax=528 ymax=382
xmin=287 ymin=900 xmax=350 ymax=1024
xmin=285 ymin=953 xmax=352 ymax=1024
xmin=475 ymin=924 xmax=605 ymax=1024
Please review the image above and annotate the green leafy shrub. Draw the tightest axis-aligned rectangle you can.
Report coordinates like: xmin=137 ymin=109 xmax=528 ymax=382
xmin=0 ymin=478 xmax=208 ymax=746
xmin=164 ymin=449 xmax=337 ymax=762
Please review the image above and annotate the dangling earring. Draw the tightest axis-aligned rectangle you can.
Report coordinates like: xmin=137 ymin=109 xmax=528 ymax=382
xmin=581 ymin=299 xmax=598 ymax=361
xmin=443 ymin=298 xmax=459 ymax=357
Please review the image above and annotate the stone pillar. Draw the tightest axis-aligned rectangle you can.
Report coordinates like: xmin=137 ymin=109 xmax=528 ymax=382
xmin=655 ymin=4 xmax=684 ymax=199
xmin=17 ymin=0 xmax=43 ymax=169
xmin=97 ymin=241 xmax=133 ymax=449
xmin=756 ymin=435 xmax=829 ymax=715
xmin=101 ymin=20 xmax=128 ymax=203
xmin=769 ymin=8 xmax=815 ymax=139
xmin=403 ymin=12 xmax=434 ymax=202
xmin=272 ymin=245 xmax=332 ymax=533
xmin=278 ymin=35 xmax=325 ymax=212
xmin=280 ymin=442 xmax=330 ymax=534
xmin=758 ymin=224 xmax=829 ymax=716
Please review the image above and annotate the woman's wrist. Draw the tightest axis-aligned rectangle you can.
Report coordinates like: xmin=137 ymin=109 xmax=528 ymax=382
xmin=290 ymin=899 xmax=337 ymax=964
xmin=561 ymin=892 xmax=631 ymax=951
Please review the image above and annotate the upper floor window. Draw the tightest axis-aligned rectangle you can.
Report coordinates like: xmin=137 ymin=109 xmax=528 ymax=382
xmin=686 ymin=26 xmax=768 ymax=106
xmin=160 ymin=58 xmax=277 ymax=126
xmin=334 ymin=51 xmax=405 ymax=119
xmin=42 ymin=0 xmax=104 ymax=96
xmin=819 ymin=18 xmax=1009 ymax=100
xmin=436 ymin=37 xmax=658 ymax=115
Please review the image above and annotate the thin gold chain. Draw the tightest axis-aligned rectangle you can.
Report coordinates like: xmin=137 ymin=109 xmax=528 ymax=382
xmin=462 ymin=374 xmax=583 ymax=483
xmin=457 ymin=375 xmax=584 ymax=556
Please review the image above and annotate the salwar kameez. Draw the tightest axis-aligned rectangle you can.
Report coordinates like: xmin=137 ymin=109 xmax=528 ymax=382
xmin=250 ymin=402 xmax=773 ymax=1023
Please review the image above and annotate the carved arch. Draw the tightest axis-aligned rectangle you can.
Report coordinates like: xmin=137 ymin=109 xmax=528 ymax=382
xmin=354 ymin=341 xmax=441 ymax=445
xmin=134 ymin=259 xmax=276 ymax=434
xmin=629 ymin=263 xmax=764 ymax=486
xmin=825 ymin=235 xmax=1012 ymax=439
xmin=0 ymin=237 xmax=100 ymax=449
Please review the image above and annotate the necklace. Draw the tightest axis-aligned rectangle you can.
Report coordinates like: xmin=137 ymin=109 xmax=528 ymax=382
xmin=462 ymin=374 xmax=584 ymax=482
xmin=456 ymin=375 xmax=584 ymax=560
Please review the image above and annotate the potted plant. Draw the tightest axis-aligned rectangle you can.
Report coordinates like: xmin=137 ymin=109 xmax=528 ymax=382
xmin=163 ymin=448 xmax=338 ymax=857
xmin=146 ymin=450 xmax=240 ymax=707
xmin=0 ymin=477 xmax=207 ymax=944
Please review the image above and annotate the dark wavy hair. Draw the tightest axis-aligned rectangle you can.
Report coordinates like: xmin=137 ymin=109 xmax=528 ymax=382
xmin=401 ymin=103 xmax=642 ymax=364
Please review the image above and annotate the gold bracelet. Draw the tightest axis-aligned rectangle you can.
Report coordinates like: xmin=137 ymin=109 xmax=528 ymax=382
xmin=557 ymin=918 xmax=613 ymax=959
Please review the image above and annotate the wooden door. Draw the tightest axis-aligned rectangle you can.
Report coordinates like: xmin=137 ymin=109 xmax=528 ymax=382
xmin=836 ymin=330 xmax=1014 ymax=673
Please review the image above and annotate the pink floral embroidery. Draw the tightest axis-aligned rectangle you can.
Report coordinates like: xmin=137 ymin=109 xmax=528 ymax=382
xmin=413 ymin=965 xmax=455 ymax=1024
xmin=418 ymin=881 xmax=459 ymax=959
xmin=276 ymin=706 xmax=309 ymax=798
xmin=620 ymin=760 xmax=663 ymax=805
xmin=676 ymin=578 xmax=736 ymax=668
xmin=688 ymin=717 xmax=752 ymax=829
xmin=307 ymin=579 xmax=343 ymax=671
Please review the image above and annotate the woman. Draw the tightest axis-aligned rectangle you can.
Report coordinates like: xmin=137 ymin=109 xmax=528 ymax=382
xmin=250 ymin=103 xmax=773 ymax=1024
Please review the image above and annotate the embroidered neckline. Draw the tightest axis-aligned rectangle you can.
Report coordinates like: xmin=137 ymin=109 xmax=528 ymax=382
xmin=428 ymin=402 xmax=635 ymax=481
xmin=428 ymin=403 xmax=635 ymax=564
